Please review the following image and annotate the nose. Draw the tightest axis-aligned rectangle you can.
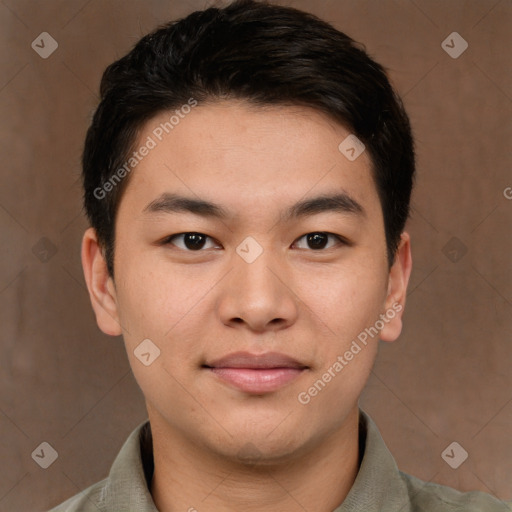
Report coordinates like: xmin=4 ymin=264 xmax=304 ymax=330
xmin=217 ymin=246 xmax=299 ymax=333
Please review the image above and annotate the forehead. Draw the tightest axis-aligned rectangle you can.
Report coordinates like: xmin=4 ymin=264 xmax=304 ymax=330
xmin=117 ymin=101 xmax=382 ymax=225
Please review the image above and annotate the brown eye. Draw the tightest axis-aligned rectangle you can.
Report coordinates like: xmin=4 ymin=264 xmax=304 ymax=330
xmin=164 ymin=232 xmax=219 ymax=251
xmin=293 ymin=232 xmax=344 ymax=250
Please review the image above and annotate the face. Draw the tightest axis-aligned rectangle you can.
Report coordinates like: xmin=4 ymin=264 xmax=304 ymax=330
xmin=83 ymin=101 xmax=411 ymax=464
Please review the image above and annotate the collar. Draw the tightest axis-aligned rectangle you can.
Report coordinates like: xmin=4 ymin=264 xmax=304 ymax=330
xmin=103 ymin=409 xmax=410 ymax=512
xmin=333 ymin=410 xmax=412 ymax=511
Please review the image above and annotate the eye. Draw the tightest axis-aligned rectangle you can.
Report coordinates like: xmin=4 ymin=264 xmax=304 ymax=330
xmin=162 ymin=231 xmax=347 ymax=252
xmin=163 ymin=232 xmax=220 ymax=251
xmin=293 ymin=232 xmax=345 ymax=250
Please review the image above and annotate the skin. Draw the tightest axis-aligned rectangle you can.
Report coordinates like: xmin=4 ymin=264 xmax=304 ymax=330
xmin=82 ymin=101 xmax=412 ymax=512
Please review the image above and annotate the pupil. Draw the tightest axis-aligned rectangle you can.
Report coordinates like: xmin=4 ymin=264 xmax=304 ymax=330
xmin=182 ymin=233 xmax=329 ymax=250
xmin=308 ymin=232 xmax=327 ymax=249
xmin=185 ymin=233 xmax=205 ymax=250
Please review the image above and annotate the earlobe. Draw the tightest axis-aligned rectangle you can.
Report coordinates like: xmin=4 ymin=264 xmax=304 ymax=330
xmin=380 ymin=232 xmax=413 ymax=343
xmin=81 ymin=227 xmax=123 ymax=336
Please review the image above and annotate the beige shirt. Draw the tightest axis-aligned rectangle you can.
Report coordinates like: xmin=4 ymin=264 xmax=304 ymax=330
xmin=48 ymin=409 xmax=511 ymax=511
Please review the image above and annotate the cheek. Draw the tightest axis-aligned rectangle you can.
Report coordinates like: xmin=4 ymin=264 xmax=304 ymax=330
xmin=115 ymin=250 xmax=202 ymax=336
xmin=296 ymin=259 xmax=388 ymax=342
xmin=114 ymin=254 xmax=220 ymax=386
xmin=114 ymin=260 xmax=209 ymax=417
xmin=293 ymin=266 xmax=385 ymax=424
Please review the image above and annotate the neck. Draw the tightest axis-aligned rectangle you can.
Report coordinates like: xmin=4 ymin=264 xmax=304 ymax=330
xmin=149 ymin=406 xmax=361 ymax=512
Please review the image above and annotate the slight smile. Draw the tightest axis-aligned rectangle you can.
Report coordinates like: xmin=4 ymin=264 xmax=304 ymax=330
xmin=203 ymin=351 xmax=310 ymax=394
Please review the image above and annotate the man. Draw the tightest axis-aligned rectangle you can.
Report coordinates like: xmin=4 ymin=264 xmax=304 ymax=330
xmin=49 ymin=0 xmax=510 ymax=510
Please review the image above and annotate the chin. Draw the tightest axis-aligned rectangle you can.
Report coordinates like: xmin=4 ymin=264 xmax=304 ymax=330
xmin=206 ymin=426 xmax=312 ymax=468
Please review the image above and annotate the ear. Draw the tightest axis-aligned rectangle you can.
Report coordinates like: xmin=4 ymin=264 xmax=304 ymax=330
xmin=81 ymin=227 xmax=123 ymax=336
xmin=379 ymin=231 xmax=412 ymax=343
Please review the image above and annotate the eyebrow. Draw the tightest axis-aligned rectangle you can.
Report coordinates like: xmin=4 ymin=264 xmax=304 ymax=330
xmin=142 ymin=191 xmax=365 ymax=221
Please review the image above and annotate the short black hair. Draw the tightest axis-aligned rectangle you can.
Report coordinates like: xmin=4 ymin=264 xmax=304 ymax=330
xmin=82 ymin=0 xmax=415 ymax=277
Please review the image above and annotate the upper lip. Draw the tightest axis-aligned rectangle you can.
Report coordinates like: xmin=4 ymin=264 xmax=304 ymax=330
xmin=204 ymin=351 xmax=308 ymax=369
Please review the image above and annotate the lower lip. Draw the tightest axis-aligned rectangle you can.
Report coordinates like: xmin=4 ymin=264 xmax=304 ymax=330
xmin=208 ymin=367 xmax=305 ymax=394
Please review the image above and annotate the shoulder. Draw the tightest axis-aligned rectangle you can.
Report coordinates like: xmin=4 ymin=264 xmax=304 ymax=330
xmin=400 ymin=471 xmax=511 ymax=512
xmin=47 ymin=478 xmax=107 ymax=512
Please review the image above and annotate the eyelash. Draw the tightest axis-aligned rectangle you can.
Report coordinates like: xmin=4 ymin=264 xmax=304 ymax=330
xmin=161 ymin=232 xmax=348 ymax=252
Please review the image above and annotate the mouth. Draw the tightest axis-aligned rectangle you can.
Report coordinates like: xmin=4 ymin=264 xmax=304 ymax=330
xmin=202 ymin=352 xmax=309 ymax=394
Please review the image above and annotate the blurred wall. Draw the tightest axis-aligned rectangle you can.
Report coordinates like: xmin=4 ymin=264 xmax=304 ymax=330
xmin=0 ymin=0 xmax=510 ymax=510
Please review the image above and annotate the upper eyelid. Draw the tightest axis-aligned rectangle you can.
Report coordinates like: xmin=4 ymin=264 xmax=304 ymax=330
xmin=164 ymin=232 xmax=345 ymax=249
xmin=293 ymin=232 xmax=346 ymax=248
xmin=166 ymin=232 xmax=221 ymax=242
xmin=162 ymin=232 xmax=222 ymax=249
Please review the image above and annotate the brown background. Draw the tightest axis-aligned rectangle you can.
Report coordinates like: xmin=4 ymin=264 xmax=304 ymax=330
xmin=1 ymin=0 xmax=511 ymax=510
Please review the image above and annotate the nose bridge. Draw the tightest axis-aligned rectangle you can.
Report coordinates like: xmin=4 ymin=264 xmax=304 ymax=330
xmin=217 ymin=237 xmax=298 ymax=331
xmin=233 ymin=239 xmax=284 ymax=300
xmin=240 ymin=250 xmax=283 ymax=294
xmin=233 ymin=232 xmax=281 ymax=281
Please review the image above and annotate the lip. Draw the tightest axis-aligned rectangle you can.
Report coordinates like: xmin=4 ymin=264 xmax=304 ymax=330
xmin=204 ymin=351 xmax=308 ymax=394
xmin=206 ymin=351 xmax=307 ymax=369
